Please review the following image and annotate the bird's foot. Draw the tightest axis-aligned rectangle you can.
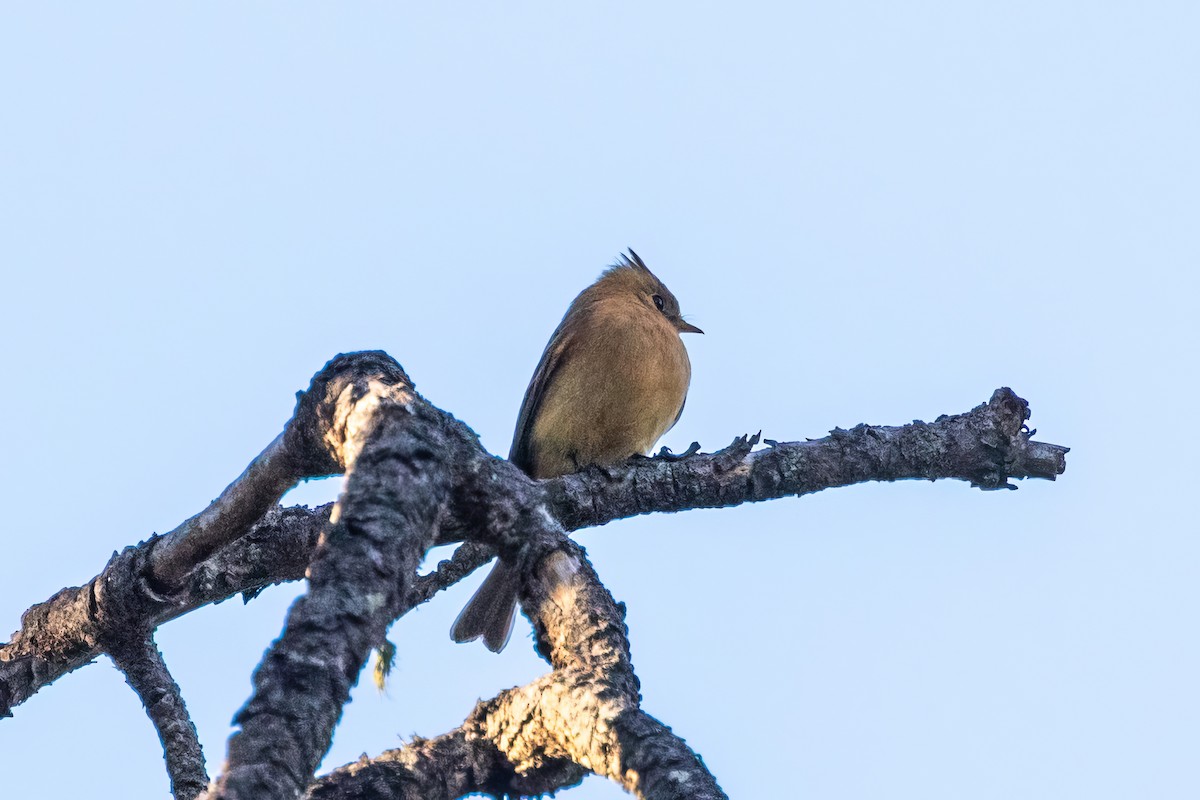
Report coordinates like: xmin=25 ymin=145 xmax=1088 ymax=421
xmin=653 ymin=441 xmax=702 ymax=461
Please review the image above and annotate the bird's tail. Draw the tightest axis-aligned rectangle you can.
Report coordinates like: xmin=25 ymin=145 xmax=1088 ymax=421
xmin=450 ymin=558 xmax=519 ymax=652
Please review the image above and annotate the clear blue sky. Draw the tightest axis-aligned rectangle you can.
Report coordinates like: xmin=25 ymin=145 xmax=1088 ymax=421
xmin=2 ymin=4 xmax=1197 ymax=798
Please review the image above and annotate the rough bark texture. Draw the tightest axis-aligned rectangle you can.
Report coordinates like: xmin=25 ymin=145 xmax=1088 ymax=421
xmin=209 ymin=358 xmax=452 ymax=800
xmin=0 ymin=351 xmax=1068 ymax=799
xmin=109 ymin=634 xmax=209 ymax=800
xmin=306 ymin=730 xmax=587 ymax=800
xmin=547 ymin=387 xmax=1062 ymax=532
xmin=309 ymin=535 xmax=726 ymax=800
xmin=0 ymin=505 xmax=332 ymax=716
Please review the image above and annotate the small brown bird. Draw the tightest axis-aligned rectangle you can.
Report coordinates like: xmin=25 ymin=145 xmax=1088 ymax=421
xmin=451 ymin=249 xmax=702 ymax=651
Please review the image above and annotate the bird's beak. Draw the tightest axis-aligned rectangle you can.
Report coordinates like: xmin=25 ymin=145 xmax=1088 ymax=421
xmin=677 ymin=320 xmax=704 ymax=335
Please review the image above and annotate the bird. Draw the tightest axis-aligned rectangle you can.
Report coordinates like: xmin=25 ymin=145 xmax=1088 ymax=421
xmin=451 ymin=249 xmax=702 ymax=652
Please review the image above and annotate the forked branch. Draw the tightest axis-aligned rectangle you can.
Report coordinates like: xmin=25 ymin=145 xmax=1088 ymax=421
xmin=0 ymin=351 xmax=1067 ymax=800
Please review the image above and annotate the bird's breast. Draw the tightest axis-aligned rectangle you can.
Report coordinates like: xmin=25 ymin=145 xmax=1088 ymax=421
xmin=528 ymin=307 xmax=691 ymax=475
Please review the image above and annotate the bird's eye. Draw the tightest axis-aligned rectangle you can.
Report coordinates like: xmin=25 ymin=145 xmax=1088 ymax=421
xmin=652 ymin=294 xmax=665 ymax=311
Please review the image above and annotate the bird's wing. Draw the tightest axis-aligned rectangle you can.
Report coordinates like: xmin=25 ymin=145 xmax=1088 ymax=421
xmin=508 ymin=322 xmax=572 ymax=473
xmin=668 ymin=394 xmax=687 ymax=433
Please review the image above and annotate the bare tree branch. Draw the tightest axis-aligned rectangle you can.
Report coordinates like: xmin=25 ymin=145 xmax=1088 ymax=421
xmin=0 ymin=504 xmax=331 ymax=716
xmin=309 ymin=528 xmax=728 ymax=798
xmin=108 ymin=634 xmax=209 ymax=800
xmin=203 ymin=359 xmax=451 ymax=800
xmin=494 ymin=536 xmax=727 ymax=800
xmin=0 ymin=503 xmax=487 ymax=719
xmin=0 ymin=351 xmax=1068 ymax=800
xmin=546 ymin=387 xmax=1068 ymax=532
xmin=149 ymin=433 xmax=306 ymax=592
xmin=149 ymin=352 xmax=413 ymax=593
xmin=305 ymin=729 xmax=587 ymax=800
xmin=1 ymin=376 xmax=1064 ymax=721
